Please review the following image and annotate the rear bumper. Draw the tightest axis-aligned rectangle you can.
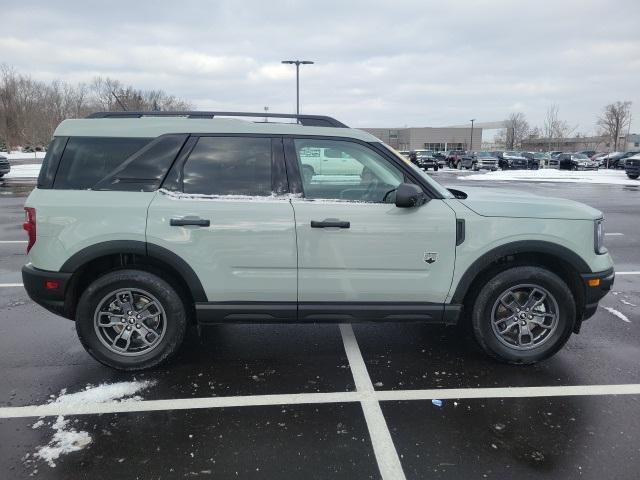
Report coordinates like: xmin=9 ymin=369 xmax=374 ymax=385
xmin=581 ymin=268 xmax=615 ymax=321
xmin=22 ymin=264 xmax=73 ymax=318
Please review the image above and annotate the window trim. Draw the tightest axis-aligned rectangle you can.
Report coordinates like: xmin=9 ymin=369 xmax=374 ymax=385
xmin=282 ymin=136 xmax=444 ymax=200
xmin=161 ymin=134 xmax=289 ymax=196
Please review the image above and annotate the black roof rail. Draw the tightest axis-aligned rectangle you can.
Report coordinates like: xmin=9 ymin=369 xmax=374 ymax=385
xmin=86 ymin=111 xmax=348 ymax=128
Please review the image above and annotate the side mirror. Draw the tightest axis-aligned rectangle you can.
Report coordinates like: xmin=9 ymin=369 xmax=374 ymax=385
xmin=395 ymin=183 xmax=427 ymax=208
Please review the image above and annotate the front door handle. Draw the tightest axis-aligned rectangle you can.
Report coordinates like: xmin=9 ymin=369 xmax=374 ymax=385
xmin=170 ymin=217 xmax=210 ymax=227
xmin=310 ymin=219 xmax=350 ymax=229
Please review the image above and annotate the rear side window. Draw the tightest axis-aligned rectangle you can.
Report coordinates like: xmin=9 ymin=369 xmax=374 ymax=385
xmin=53 ymin=137 xmax=151 ymax=190
xmin=182 ymin=137 xmax=272 ymax=196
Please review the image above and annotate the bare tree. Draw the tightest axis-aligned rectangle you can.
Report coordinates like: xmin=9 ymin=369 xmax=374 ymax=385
xmin=0 ymin=65 xmax=192 ymax=151
xmin=542 ymin=104 xmax=577 ymax=149
xmin=597 ymin=101 xmax=632 ymax=151
xmin=502 ymin=112 xmax=530 ymax=149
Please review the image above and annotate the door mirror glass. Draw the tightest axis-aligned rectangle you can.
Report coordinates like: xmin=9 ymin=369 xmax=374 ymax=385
xmin=395 ymin=183 xmax=427 ymax=208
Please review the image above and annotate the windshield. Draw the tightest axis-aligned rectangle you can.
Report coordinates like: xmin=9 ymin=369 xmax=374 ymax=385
xmin=505 ymin=151 xmax=519 ymax=156
xmin=380 ymin=143 xmax=454 ymax=198
xmin=476 ymin=152 xmax=492 ymax=157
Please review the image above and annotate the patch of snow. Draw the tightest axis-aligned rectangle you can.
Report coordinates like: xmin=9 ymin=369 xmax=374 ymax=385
xmin=34 ymin=416 xmax=92 ymax=467
xmin=158 ymin=188 xmax=297 ymax=202
xmin=601 ymin=306 xmax=631 ymax=323
xmin=28 ymin=381 xmax=156 ymax=469
xmin=31 ymin=419 xmax=45 ymax=429
xmin=620 ymin=299 xmax=637 ymax=307
xmin=5 ymin=164 xmax=42 ymax=178
xmin=51 ymin=380 xmax=156 ymax=405
xmin=1 ymin=151 xmax=46 ymax=160
xmin=459 ymin=169 xmax=640 ymax=186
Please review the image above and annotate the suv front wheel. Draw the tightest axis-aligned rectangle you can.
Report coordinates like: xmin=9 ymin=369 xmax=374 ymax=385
xmin=76 ymin=269 xmax=187 ymax=370
xmin=471 ymin=266 xmax=575 ymax=364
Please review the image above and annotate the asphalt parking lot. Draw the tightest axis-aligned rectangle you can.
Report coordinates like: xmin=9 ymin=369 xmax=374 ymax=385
xmin=1 ymin=170 xmax=639 ymax=479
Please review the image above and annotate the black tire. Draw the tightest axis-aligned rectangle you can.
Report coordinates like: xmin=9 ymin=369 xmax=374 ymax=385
xmin=628 ymin=173 xmax=639 ymax=179
xmin=434 ymin=164 xmax=439 ymax=171
xmin=471 ymin=266 xmax=575 ymax=364
xmin=76 ymin=269 xmax=188 ymax=371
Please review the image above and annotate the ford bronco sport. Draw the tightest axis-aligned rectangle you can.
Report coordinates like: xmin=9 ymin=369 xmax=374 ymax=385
xmin=22 ymin=111 xmax=614 ymax=370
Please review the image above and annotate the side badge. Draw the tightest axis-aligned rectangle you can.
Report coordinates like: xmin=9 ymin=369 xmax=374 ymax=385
xmin=423 ymin=252 xmax=438 ymax=264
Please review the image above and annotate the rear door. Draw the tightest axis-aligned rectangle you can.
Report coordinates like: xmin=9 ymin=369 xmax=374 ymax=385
xmin=285 ymin=137 xmax=457 ymax=321
xmin=146 ymin=135 xmax=297 ymax=320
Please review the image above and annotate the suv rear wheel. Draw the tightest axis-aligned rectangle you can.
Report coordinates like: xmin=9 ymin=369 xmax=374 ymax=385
xmin=471 ymin=266 xmax=575 ymax=364
xmin=76 ymin=269 xmax=187 ymax=370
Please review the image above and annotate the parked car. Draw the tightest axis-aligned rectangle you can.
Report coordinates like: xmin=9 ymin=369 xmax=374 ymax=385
xmin=432 ymin=151 xmax=446 ymax=168
xmin=520 ymin=152 xmax=541 ymax=170
xmin=624 ymin=153 xmax=640 ymax=179
xmin=446 ymin=150 xmax=465 ymax=169
xmin=473 ymin=151 xmax=499 ymax=171
xmin=592 ymin=152 xmax=609 ymax=164
xmin=458 ymin=152 xmax=477 ymax=170
xmin=22 ymin=110 xmax=614 ymax=370
xmin=415 ymin=150 xmax=439 ymax=171
xmin=601 ymin=151 xmax=625 ymax=169
xmin=558 ymin=153 xmax=599 ymax=170
xmin=577 ymin=150 xmax=597 ymax=158
xmin=499 ymin=151 xmax=528 ymax=170
xmin=0 ymin=155 xmax=10 ymax=178
xmin=532 ymin=152 xmax=552 ymax=167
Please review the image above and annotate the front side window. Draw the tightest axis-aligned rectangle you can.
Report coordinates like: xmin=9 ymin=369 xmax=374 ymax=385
xmin=182 ymin=137 xmax=272 ymax=196
xmin=294 ymin=139 xmax=403 ymax=202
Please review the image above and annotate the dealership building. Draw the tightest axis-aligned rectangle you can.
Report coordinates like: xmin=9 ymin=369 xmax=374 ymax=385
xmin=361 ymin=127 xmax=483 ymax=152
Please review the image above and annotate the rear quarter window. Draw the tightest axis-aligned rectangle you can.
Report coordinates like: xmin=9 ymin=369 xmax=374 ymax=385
xmin=53 ymin=137 xmax=151 ymax=190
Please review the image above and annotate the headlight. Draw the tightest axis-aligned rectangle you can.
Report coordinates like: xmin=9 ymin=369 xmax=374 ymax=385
xmin=594 ymin=218 xmax=606 ymax=254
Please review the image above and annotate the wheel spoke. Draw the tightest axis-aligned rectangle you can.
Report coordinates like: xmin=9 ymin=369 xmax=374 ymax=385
xmin=494 ymin=315 xmax=518 ymax=335
xmin=136 ymin=323 xmax=160 ymax=346
xmin=522 ymin=288 xmax=546 ymax=311
xmin=118 ymin=290 xmax=135 ymax=314
xmin=97 ymin=311 xmax=125 ymax=327
xmin=517 ymin=323 xmax=534 ymax=346
xmin=529 ymin=314 xmax=555 ymax=329
xmin=135 ymin=301 xmax=160 ymax=320
xmin=112 ymin=327 xmax=133 ymax=352
xmin=499 ymin=292 xmax=521 ymax=313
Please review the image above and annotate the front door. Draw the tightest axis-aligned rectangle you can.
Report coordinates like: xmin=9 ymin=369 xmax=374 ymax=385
xmin=287 ymin=137 xmax=457 ymax=320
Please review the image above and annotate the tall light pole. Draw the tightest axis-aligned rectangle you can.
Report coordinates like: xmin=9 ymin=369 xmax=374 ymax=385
xmin=281 ymin=60 xmax=314 ymax=117
xmin=469 ymin=119 xmax=476 ymax=152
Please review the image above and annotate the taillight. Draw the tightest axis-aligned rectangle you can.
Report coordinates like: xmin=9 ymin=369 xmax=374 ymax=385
xmin=23 ymin=207 xmax=36 ymax=253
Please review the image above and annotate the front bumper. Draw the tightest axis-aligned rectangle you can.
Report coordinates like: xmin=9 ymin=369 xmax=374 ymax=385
xmin=22 ymin=264 xmax=73 ymax=319
xmin=580 ymin=267 xmax=615 ymax=321
xmin=625 ymin=164 xmax=640 ymax=175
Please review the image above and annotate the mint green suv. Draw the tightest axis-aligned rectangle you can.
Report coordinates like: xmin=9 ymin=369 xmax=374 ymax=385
xmin=22 ymin=111 xmax=614 ymax=370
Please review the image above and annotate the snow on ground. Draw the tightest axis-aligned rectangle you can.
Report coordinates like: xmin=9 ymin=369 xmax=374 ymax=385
xmin=0 ymin=151 xmax=46 ymax=160
xmin=27 ymin=380 xmax=156 ymax=469
xmin=459 ymin=168 xmax=639 ymax=186
xmin=601 ymin=306 xmax=631 ymax=323
xmin=4 ymin=164 xmax=42 ymax=178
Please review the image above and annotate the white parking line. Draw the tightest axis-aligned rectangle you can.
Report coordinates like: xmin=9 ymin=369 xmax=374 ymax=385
xmin=2 ymin=383 xmax=640 ymax=420
xmin=339 ymin=324 xmax=406 ymax=480
xmin=617 ymin=272 xmax=640 ymax=276
xmin=0 ymin=240 xmax=27 ymax=243
xmin=0 ymin=283 xmax=23 ymax=287
xmin=605 ymin=233 xmax=624 ymax=236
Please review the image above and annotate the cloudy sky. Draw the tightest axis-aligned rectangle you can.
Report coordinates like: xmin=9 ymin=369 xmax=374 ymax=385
xmin=1 ymin=0 xmax=639 ymax=135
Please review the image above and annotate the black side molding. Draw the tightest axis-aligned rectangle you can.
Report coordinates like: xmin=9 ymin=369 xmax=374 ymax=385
xmin=196 ymin=301 xmax=462 ymax=325
xmin=456 ymin=219 xmax=465 ymax=246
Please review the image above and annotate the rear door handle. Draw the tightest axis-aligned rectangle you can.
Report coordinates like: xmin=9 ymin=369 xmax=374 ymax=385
xmin=310 ymin=219 xmax=350 ymax=229
xmin=170 ymin=217 xmax=210 ymax=227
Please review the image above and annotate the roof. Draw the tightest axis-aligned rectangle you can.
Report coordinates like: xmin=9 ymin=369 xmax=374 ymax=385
xmin=53 ymin=117 xmax=379 ymax=142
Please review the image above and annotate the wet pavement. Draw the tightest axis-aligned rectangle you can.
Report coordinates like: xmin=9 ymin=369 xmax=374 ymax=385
xmin=0 ymin=171 xmax=639 ymax=479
